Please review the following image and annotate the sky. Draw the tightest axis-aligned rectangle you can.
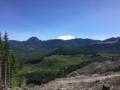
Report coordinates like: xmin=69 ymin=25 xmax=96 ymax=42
xmin=0 ymin=0 xmax=120 ymax=40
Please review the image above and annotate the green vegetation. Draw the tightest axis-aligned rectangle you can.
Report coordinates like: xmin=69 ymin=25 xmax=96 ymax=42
xmin=10 ymin=38 xmax=99 ymax=63
xmin=112 ymin=67 xmax=120 ymax=72
xmin=1 ymin=33 xmax=120 ymax=88
xmin=14 ymin=54 xmax=107 ymax=85
xmin=13 ymin=48 xmax=50 ymax=64
xmin=9 ymin=41 xmax=111 ymax=86
xmin=48 ymin=47 xmax=97 ymax=56
xmin=0 ymin=32 xmax=16 ymax=88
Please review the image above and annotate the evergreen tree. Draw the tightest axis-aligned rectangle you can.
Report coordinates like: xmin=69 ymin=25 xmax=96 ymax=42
xmin=2 ymin=32 xmax=9 ymax=88
xmin=9 ymin=53 xmax=16 ymax=87
xmin=0 ymin=32 xmax=16 ymax=89
xmin=4 ymin=32 xmax=11 ymax=88
xmin=0 ymin=33 xmax=3 ymax=85
xmin=3 ymin=32 xmax=10 ymax=57
xmin=0 ymin=32 xmax=3 ymax=55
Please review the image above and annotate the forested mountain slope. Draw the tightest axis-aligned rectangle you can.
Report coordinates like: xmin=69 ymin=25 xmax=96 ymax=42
xmin=10 ymin=36 xmax=120 ymax=63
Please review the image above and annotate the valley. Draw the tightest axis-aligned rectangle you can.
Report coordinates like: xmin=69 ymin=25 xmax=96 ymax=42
xmin=8 ymin=37 xmax=120 ymax=90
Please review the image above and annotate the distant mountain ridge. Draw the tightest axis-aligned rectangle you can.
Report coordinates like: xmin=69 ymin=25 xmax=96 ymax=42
xmin=10 ymin=36 xmax=120 ymax=62
xmin=10 ymin=37 xmax=100 ymax=50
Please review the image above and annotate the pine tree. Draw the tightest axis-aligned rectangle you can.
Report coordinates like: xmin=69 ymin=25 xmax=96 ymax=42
xmin=4 ymin=32 xmax=11 ymax=88
xmin=3 ymin=32 xmax=10 ymax=58
xmin=9 ymin=53 xmax=16 ymax=87
xmin=0 ymin=32 xmax=16 ymax=89
xmin=2 ymin=32 xmax=8 ymax=88
xmin=0 ymin=32 xmax=7 ymax=88
xmin=0 ymin=32 xmax=3 ymax=56
xmin=0 ymin=33 xmax=3 ymax=86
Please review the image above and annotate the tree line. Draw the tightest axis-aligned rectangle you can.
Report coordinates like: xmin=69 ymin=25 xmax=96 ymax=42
xmin=0 ymin=32 xmax=16 ymax=90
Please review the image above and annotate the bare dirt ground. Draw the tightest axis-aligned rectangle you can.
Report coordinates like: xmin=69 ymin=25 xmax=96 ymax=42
xmin=25 ymin=73 xmax=120 ymax=90
xmin=26 ymin=59 xmax=120 ymax=90
xmin=68 ymin=59 xmax=120 ymax=77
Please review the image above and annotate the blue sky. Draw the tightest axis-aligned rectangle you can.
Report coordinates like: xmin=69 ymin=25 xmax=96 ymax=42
xmin=0 ymin=0 xmax=120 ymax=40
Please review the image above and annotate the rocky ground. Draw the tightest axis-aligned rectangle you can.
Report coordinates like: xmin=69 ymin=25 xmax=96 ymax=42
xmin=68 ymin=59 xmax=120 ymax=77
xmin=24 ymin=73 xmax=120 ymax=90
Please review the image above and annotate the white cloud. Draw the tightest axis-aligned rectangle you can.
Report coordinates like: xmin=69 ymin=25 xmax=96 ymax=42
xmin=58 ymin=35 xmax=75 ymax=40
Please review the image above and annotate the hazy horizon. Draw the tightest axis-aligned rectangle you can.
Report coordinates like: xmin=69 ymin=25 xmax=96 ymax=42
xmin=7 ymin=35 xmax=120 ymax=41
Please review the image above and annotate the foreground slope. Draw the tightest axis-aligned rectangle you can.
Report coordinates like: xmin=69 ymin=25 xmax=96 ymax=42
xmin=68 ymin=59 xmax=120 ymax=76
xmin=13 ymin=58 xmax=120 ymax=90
xmin=27 ymin=73 xmax=120 ymax=90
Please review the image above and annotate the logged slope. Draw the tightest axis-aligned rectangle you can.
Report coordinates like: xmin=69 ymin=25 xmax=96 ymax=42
xmin=68 ymin=59 xmax=120 ymax=77
xmin=26 ymin=59 xmax=120 ymax=90
xmin=12 ymin=57 xmax=120 ymax=90
xmin=24 ymin=73 xmax=120 ymax=90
